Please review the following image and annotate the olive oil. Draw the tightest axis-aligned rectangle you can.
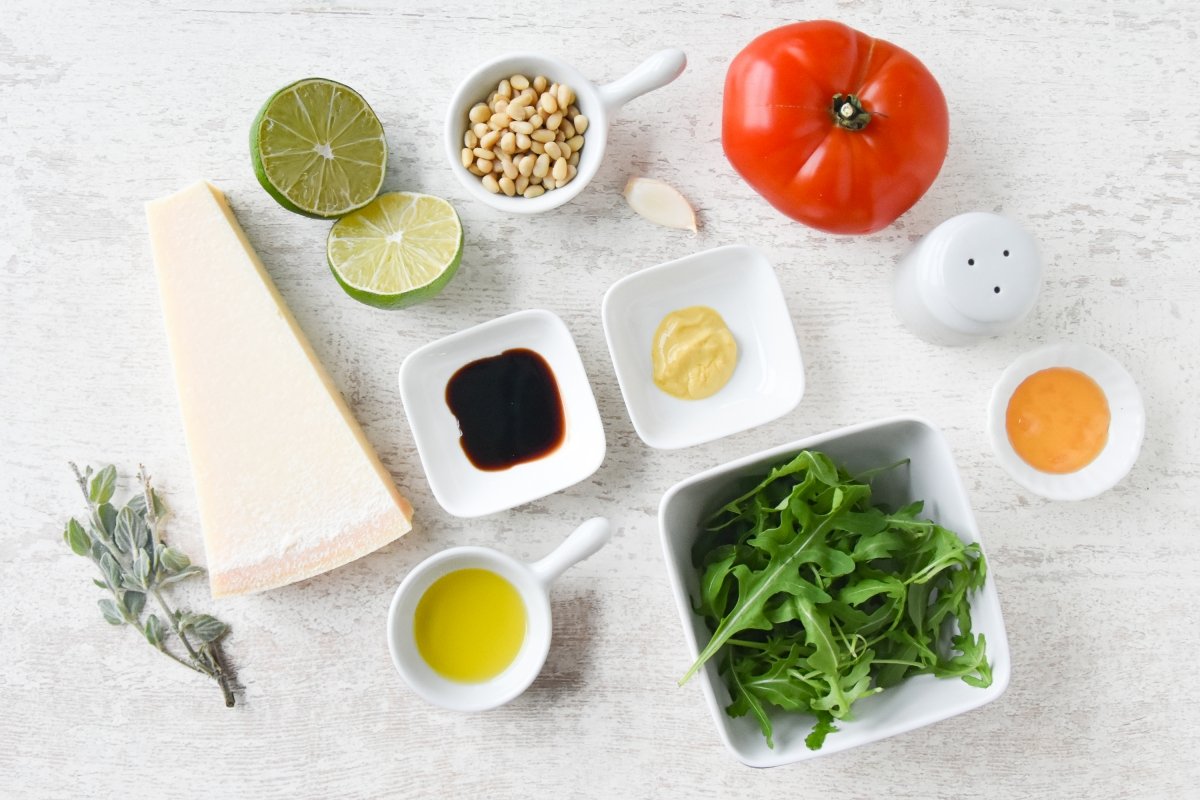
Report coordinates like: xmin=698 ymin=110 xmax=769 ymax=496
xmin=413 ymin=568 xmax=527 ymax=683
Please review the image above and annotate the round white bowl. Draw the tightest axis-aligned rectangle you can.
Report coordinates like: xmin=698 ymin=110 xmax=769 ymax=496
xmin=387 ymin=518 xmax=611 ymax=712
xmin=444 ymin=49 xmax=685 ymax=213
xmin=987 ymin=342 xmax=1144 ymax=501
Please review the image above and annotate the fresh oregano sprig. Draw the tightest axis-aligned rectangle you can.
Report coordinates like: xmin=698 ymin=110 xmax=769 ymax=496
xmin=64 ymin=463 xmax=237 ymax=706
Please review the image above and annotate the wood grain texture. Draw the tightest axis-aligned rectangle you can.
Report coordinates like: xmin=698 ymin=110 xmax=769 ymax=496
xmin=2 ymin=1 xmax=1198 ymax=797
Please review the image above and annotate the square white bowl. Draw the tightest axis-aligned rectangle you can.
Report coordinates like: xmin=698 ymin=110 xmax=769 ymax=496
xmin=601 ymin=244 xmax=804 ymax=449
xmin=659 ymin=416 xmax=1010 ymax=767
xmin=399 ymin=309 xmax=606 ymax=518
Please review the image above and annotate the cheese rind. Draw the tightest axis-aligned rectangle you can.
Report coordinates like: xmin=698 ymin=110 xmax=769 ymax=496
xmin=147 ymin=181 xmax=412 ymax=597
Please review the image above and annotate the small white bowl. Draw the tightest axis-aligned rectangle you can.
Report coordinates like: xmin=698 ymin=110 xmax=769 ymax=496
xmin=388 ymin=518 xmax=611 ymax=712
xmin=444 ymin=49 xmax=686 ymax=213
xmin=987 ymin=342 xmax=1144 ymax=501
xmin=659 ymin=417 xmax=1010 ymax=767
xmin=601 ymin=244 xmax=804 ymax=449
xmin=399 ymin=309 xmax=606 ymax=517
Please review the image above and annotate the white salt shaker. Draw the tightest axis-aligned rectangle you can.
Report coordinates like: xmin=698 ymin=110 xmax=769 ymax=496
xmin=894 ymin=212 xmax=1042 ymax=346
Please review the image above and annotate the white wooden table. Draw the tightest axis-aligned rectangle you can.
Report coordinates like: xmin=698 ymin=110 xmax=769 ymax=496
xmin=3 ymin=2 xmax=1198 ymax=797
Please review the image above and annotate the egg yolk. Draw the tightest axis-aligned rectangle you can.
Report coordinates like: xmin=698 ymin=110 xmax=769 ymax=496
xmin=1006 ymin=367 xmax=1110 ymax=474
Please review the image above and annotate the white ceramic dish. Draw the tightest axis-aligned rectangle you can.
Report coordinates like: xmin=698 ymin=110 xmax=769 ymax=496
xmin=987 ymin=342 xmax=1144 ymax=501
xmin=444 ymin=49 xmax=686 ymax=213
xmin=601 ymin=244 xmax=804 ymax=449
xmin=659 ymin=416 xmax=1010 ymax=767
xmin=399 ymin=309 xmax=605 ymax=517
xmin=387 ymin=517 xmax=611 ymax=712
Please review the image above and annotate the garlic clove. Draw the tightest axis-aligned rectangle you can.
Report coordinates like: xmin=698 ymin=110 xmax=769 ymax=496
xmin=622 ymin=176 xmax=698 ymax=232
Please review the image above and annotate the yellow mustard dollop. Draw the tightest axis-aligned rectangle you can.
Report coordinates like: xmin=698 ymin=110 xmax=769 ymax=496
xmin=651 ymin=305 xmax=738 ymax=400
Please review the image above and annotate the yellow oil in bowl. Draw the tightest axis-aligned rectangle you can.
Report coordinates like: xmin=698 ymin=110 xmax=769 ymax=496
xmin=413 ymin=568 xmax=527 ymax=683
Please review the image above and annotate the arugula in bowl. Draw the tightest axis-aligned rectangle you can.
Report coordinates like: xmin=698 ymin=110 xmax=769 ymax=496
xmin=680 ymin=450 xmax=991 ymax=750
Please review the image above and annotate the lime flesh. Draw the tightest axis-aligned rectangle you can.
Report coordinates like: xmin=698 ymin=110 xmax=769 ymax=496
xmin=326 ymin=192 xmax=463 ymax=309
xmin=250 ymin=78 xmax=387 ymax=218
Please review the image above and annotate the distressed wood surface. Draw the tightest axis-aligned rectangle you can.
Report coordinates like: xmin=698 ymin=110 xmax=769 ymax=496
xmin=2 ymin=1 xmax=1198 ymax=797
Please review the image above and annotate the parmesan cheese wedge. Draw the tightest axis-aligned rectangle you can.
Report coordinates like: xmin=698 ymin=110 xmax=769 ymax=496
xmin=146 ymin=181 xmax=413 ymax=597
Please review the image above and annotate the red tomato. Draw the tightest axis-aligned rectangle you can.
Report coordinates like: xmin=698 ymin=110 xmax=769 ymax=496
xmin=723 ymin=21 xmax=949 ymax=235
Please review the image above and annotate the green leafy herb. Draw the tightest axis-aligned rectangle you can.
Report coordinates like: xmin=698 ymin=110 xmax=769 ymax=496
xmin=64 ymin=463 xmax=237 ymax=707
xmin=680 ymin=450 xmax=990 ymax=750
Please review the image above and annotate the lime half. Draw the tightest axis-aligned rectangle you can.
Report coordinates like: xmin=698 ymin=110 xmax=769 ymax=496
xmin=250 ymin=78 xmax=387 ymax=218
xmin=327 ymin=192 xmax=463 ymax=309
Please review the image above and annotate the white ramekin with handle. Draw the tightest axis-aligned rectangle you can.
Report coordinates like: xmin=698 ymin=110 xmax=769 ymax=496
xmin=444 ymin=49 xmax=686 ymax=213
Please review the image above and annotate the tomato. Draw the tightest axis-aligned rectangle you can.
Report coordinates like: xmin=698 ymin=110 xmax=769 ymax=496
xmin=722 ymin=21 xmax=949 ymax=235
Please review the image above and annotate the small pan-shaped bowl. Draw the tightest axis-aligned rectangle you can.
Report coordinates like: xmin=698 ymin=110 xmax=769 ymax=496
xmin=444 ymin=49 xmax=686 ymax=213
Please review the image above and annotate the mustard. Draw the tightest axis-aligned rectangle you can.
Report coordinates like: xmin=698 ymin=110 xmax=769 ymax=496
xmin=651 ymin=306 xmax=738 ymax=400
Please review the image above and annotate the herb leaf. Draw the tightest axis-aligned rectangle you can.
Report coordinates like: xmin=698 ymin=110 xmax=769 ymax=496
xmin=89 ymin=465 xmax=117 ymax=505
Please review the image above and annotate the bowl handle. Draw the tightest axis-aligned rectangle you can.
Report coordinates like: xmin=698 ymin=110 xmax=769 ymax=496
xmin=529 ymin=517 xmax=612 ymax=588
xmin=598 ymin=49 xmax=686 ymax=116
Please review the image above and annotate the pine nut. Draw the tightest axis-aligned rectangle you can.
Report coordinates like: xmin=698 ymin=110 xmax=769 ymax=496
xmin=469 ymin=103 xmax=491 ymax=124
xmin=462 ymin=76 xmax=587 ymax=199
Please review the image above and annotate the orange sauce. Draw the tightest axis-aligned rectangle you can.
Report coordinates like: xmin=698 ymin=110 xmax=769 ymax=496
xmin=1006 ymin=367 xmax=1110 ymax=473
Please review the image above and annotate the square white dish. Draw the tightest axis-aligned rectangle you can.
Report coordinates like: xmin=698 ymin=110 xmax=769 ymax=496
xmin=399 ymin=309 xmax=606 ymax=518
xmin=659 ymin=416 xmax=1010 ymax=767
xmin=601 ymin=244 xmax=804 ymax=449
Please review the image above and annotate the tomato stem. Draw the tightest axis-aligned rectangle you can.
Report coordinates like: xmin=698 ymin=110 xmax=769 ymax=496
xmin=831 ymin=94 xmax=871 ymax=131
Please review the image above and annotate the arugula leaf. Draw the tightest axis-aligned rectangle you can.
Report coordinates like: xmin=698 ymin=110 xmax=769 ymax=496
xmin=681 ymin=450 xmax=991 ymax=750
